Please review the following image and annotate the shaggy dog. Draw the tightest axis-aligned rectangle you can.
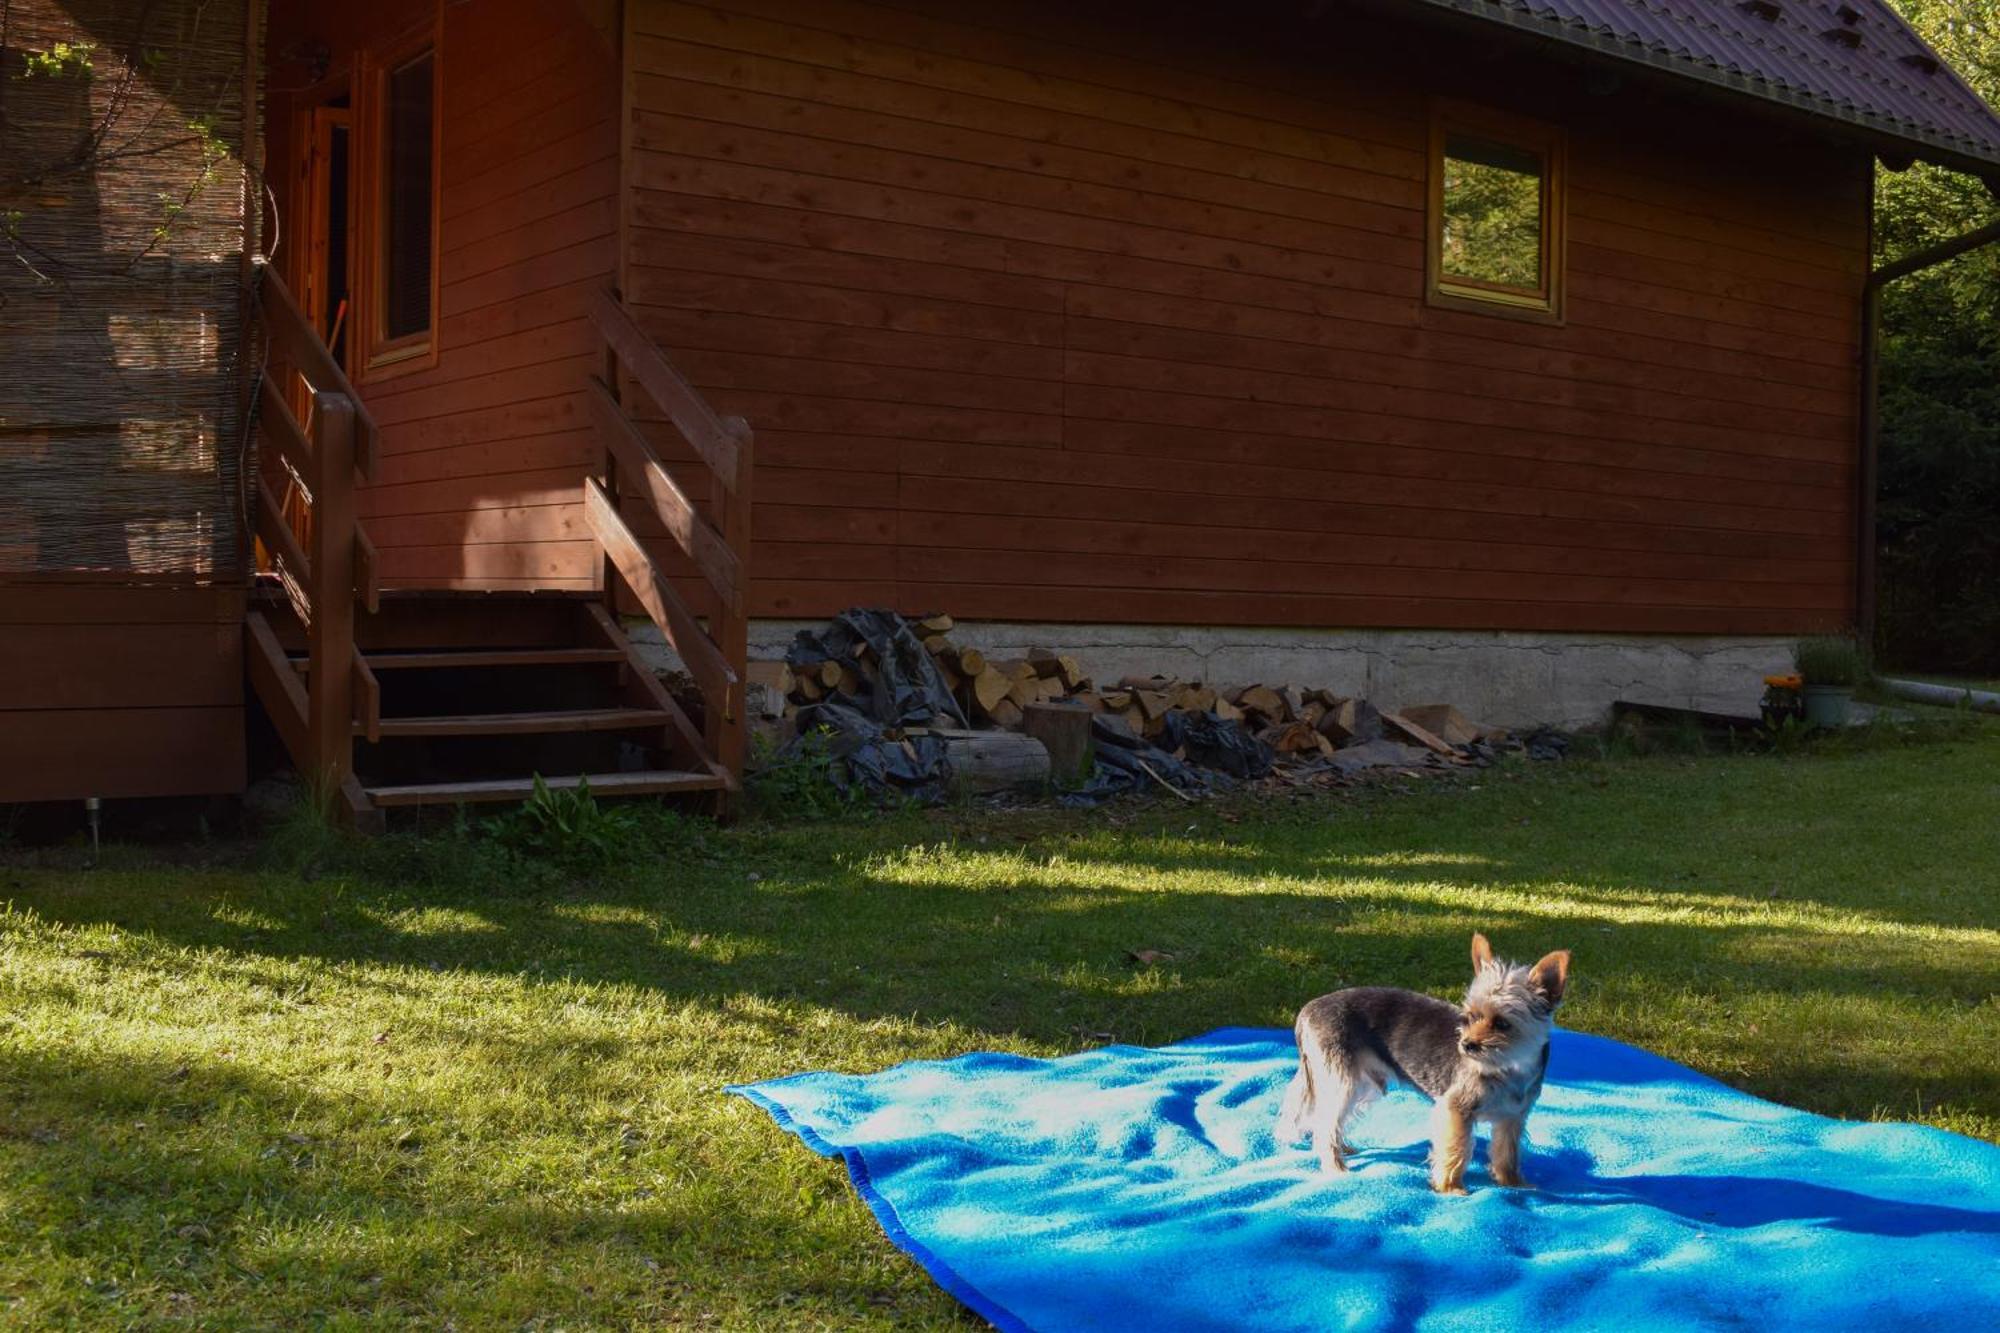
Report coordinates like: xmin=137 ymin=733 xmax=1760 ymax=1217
xmin=1278 ymin=934 xmax=1571 ymax=1193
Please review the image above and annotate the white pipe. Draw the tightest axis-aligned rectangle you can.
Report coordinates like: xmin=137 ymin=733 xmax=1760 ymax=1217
xmin=1881 ymin=677 xmax=2000 ymax=715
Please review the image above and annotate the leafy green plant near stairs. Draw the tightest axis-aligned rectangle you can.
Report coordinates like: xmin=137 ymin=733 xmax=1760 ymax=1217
xmin=483 ymin=775 xmax=648 ymax=874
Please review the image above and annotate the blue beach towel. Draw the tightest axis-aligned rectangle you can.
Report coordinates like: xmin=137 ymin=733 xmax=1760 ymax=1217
xmin=730 ymin=1028 xmax=2000 ymax=1332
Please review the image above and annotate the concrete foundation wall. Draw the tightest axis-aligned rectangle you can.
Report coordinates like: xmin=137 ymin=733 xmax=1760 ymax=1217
xmin=632 ymin=620 xmax=1795 ymax=729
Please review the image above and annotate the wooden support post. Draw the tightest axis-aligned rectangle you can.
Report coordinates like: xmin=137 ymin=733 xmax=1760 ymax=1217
xmin=711 ymin=417 xmax=754 ymax=799
xmin=600 ymin=334 xmax=622 ymax=609
xmin=307 ymin=392 xmax=357 ymax=805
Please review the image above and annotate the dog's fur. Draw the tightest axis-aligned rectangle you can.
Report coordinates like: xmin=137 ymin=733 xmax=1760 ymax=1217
xmin=1277 ymin=934 xmax=1571 ymax=1193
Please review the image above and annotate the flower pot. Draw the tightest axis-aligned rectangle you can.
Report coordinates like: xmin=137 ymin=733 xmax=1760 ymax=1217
xmin=1802 ymin=684 xmax=1852 ymax=729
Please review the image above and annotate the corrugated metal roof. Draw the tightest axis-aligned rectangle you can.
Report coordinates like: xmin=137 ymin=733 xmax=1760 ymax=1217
xmin=1408 ymin=0 xmax=2000 ymax=175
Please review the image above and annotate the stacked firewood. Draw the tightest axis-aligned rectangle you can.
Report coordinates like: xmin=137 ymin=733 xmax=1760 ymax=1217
xmin=745 ymin=613 xmax=1504 ymax=772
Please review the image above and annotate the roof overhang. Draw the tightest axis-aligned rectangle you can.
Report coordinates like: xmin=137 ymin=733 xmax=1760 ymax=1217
xmin=1399 ymin=0 xmax=2000 ymax=184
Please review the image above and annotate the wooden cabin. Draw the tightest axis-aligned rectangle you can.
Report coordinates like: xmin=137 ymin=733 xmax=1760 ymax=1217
xmin=5 ymin=0 xmax=1999 ymax=819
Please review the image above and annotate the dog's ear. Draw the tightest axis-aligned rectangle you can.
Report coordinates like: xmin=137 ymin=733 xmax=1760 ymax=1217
xmin=1470 ymin=933 xmax=1495 ymax=972
xmin=1530 ymin=950 xmax=1571 ymax=1005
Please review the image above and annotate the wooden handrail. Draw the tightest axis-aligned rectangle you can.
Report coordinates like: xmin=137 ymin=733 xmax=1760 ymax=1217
xmin=583 ymin=480 xmax=738 ymax=708
xmin=250 ymin=265 xmax=383 ymax=823
xmin=585 ymin=376 xmax=742 ymax=614
xmin=585 ymin=288 xmax=754 ymax=794
xmin=589 ymin=289 xmax=743 ymax=494
xmin=261 ymin=267 xmax=380 ymax=481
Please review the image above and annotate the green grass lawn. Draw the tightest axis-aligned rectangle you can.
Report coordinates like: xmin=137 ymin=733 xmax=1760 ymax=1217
xmin=4 ymin=730 xmax=1998 ymax=1328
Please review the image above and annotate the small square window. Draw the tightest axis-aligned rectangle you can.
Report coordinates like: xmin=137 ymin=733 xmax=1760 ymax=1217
xmin=1428 ymin=107 xmax=1564 ymax=320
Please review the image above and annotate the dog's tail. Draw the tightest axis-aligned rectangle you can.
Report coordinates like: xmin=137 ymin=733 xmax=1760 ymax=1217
xmin=1276 ymin=1052 xmax=1314 ymax=1144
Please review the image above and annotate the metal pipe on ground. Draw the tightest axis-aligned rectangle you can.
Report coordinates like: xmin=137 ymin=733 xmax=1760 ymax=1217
xmin=1880 ymin=677 xmax=2000 ymax=716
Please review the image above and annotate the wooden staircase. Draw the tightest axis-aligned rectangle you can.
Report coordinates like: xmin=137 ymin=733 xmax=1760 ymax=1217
xmin=243 ymin=268 xmax=751 ymax=830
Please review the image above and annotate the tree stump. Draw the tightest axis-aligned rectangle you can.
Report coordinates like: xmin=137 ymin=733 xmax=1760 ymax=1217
xmin=1021 ymin=702 xmax=1095 ymax=784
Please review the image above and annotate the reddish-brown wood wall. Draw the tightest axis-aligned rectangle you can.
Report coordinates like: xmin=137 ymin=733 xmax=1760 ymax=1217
xmin=623 ymin=0 xmax=1869 ymax=635
xmin=267 ymin=0 xmax=621 ymax=589
xmin=0 ymin=583 xmax=246 ymax=802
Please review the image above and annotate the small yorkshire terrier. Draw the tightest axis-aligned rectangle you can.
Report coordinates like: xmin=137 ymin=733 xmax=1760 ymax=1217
xmin=1277 ymin=934 xmax=1571 ymax=1194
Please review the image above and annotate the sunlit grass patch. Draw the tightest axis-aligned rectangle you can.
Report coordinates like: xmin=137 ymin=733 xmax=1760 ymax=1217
xmin=2 ymin=732 xmax=1997 ymax=1326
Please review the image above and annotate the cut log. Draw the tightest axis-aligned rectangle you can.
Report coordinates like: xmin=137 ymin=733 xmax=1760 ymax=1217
xmin=1100 ymin=688 xmax=1133 ymax=710
xmin=1133 ymin=689 xmax=1172 ymax=721
xmin=972 ymin=665 xmax=1012 ymax=715
xmin=1259 ymin=720 xmax=1326 ymax=755
xmin=917 ymin=613 xmax=954 ymax=634
xmin=952 ymin=646 xmax=987 ymax=677
xmin=916 ymin=728 xmax=1049 ymax=793
xmin=1028 ymin=648 xmax=1087 ymax=689
xmin=1213 ymin=697 xmax=1244 ymax=723
xmin=835 ymin=662 xmax=863 ymax=695
xmin=923 ymin=634 xmax=951 ymax=654
xmin=988 ymin=697 xmax=1024 ymax=729
xmin=1381 ymin=711 xmax=1457 ymax=755
xmin=792 ymin=675 xmax=823 ymax=703
xmin=1070 ymin=691 xmax=1105 ymax=713
xmin=1034 ymin=677 xmax=1067 ymax=703
xmin=1236 ymin=684 xmax=1288 ymax=723
xmin=813 ymin=660 xmax=842 ymax=690
xmin=1006 ymin=674 xmax=1040 ymax=709
xmin=1022 ymin=702 xmax=1095 ymax=784
xmin=746 ymin=660 xmax=795 ymax=695
xmin=745 ymin=661 xmax=795 ymax=719
xmin=1318 ymin=698 xmax=1383 ymax=745
xmin=1400 ymin=703 xmax=1481 ymax=747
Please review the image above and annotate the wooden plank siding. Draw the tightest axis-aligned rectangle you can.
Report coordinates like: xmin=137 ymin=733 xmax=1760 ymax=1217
xmin=267 ymin=0 xmax=624 ymax=591
xmin=0 ymin=583 xmax=247 ymax=802
xmin=622 ymin=0 xmax=1868 ymax=635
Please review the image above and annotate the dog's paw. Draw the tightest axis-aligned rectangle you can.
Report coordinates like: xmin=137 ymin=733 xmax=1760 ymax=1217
xmin=1430 ymin=1180 xmax=1470 ymax=1196
xmin=1492 ymin=1173 xmax=1533 ymax=1189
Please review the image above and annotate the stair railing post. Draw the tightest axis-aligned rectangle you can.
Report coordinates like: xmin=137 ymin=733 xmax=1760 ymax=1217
xmin=711 ymin=420 xmax=754 ymax=784
xmin=307 ymin=391 xmax=358 ymax=803
xmin=598 ymin=305 xmax=622 ymax=611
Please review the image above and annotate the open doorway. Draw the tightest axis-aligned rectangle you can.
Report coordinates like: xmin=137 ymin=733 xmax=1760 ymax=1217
xmin=302 ymin=97 xmax=352 ymax=372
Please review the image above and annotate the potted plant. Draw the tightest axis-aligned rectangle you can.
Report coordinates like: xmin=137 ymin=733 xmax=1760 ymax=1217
xmin=1760 ymin=673 xmax=1804 ymax=729
xmin=1793 ymin=635 xmax=1867 ymax=728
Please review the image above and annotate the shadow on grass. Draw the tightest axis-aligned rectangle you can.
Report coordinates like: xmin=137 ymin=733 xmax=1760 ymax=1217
xmin=8 ymin=834 xmax=1998 ymax=1133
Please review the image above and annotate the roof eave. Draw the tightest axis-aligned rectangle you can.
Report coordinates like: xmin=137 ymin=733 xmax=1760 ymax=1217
xmin=1409 ymin=0 xmax=2000 ymax=182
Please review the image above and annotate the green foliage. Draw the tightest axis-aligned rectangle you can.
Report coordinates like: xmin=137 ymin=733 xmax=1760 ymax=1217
xmin=18 ymin=41 xmax=95 ymax=79
xmin=1439 ymin=137 xmax=1543 ymax=290
xmin=2 ymin=737 xmax=1998 ymax=1324
xmin=1794 ymin=634 xmax=1870 ymax=688
xmin=746 ymin=726 xmax=869 ymax=821
xmin=481 ymin=775 xmax=645 ymax=874
xmin=257 ymin=775 xmax=704 ymax=889
xmin=1875 ymin=1 xmax=2000 ymax=675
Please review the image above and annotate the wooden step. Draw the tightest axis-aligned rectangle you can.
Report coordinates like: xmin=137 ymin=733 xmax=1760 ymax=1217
xmin=361 ymin=708 xmax=672 ymax=738
xmin=293 ymin=647 xmax=628 ymax=672
xmin=365 ymin=769 xmax=726 ymax=807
